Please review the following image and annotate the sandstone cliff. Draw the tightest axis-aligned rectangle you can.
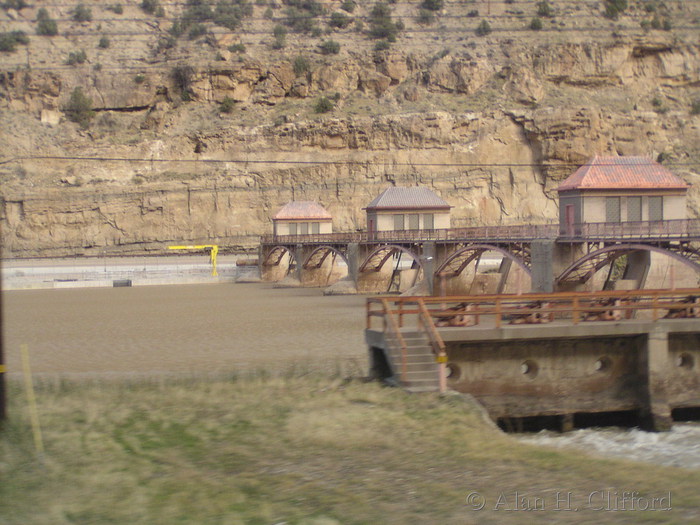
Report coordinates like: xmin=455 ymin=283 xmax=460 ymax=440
xmin=1 ymin=0 xmax=699 ymax=257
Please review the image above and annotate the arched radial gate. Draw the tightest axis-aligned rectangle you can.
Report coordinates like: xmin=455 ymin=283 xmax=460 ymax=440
xmin=302 ymin=246 xmax=349 ymax=269
xmin=435 ymin=244 xmax=532 ymax=277
xmin=262 ymin=245 xmax=297 ymax=267
xmin=556 ymin=243 xmax=700 ymax=286
xmin=359 ymin=245 xmax=423 ymax=273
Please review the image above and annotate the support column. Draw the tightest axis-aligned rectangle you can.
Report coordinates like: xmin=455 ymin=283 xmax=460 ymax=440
xmin=530 ymin=240 xmax=555 ymax=293
xmin=347 ymin=242 xmax=359 ymax=286
xmin=294 ymin=244 xmax=304 ymax=282
xmin=422 ymin=242 xmax=436 ymax=295
xmin=639 ymin=328 xmax=673 ymax=431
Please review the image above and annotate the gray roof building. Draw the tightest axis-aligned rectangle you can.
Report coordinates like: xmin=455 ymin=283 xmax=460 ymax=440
xmin=364 ymin=186 xmax=452 ymax=211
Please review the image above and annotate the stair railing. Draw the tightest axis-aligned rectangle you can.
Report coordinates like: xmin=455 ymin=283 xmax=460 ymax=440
xmin=380 ymin=298 xmax=408 ymax=382
xmin=414 ymin=299 xmax=448 ymax=393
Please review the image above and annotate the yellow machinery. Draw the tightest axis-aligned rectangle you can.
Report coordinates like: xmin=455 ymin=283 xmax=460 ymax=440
xmin=168 ymin=245 xmax=219 ymax=276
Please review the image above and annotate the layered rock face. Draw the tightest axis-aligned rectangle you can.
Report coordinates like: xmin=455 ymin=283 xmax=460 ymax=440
xmin=1 ymin=1 xmax=699 ymax=257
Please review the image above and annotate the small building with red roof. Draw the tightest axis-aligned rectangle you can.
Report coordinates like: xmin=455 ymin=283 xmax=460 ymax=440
xmin=272 ymin=201 xmax=333 ymax=236
xmin=556 ymin=156 xmax=689 ymax=234
xmin=364 ymin=186 xmax=452 ymax=233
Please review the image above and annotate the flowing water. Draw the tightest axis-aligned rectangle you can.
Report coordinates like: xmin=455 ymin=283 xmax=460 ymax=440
xmin=3 ymin=281 xmax=699 ymax=469
xmin=2 ymin=282 xmax=368 ymax=379
xmin=518 ymin=424 xmax=700 ymax=470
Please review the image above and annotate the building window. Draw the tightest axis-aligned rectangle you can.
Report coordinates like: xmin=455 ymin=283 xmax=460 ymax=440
xmin=627 ymin=197 xmax=642 ymax=222
xmin=393 ymin=214 xmax=405 ymax=230
xmin=606 ymin=197 xmax=621 ymax=223
xmin=408 ymin=214 xmax=419 ymax=230
xmin=424 ymin=213 xmax=434 ymax=230
xmin=311 ymin=222 xmax=320 ymax=234
xmin=300 ymin=223 xmax=309 ymax=235
xmin=289 ymin=223 xmax=297 ymax=235
xmin=649 ymin=196 xmax=663 ymax=221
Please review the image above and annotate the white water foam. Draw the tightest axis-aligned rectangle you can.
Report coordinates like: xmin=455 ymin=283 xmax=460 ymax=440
xmin=519 ymin=423 xmax=700 ymax=469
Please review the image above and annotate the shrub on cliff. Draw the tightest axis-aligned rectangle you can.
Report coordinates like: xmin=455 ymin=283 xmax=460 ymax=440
xmin=603 ymin=0 xmax=627 ymax=20
xmin=0 ymin=30 xmax=29 ymax=52
xmin=36 ymin=8 xmax=58 ymax=36
xmin=293 ymin=55 xmax=310 ymax=76
xmin=421 ymin=0 xmax=443 ymax=11
xmin=2 ymin=0 xmax=28 ymax=10
xmin=219 ymin=96 xmax=235 ymax=113
xmin=314 ymin=96 xmax=334 ymax=113
xmin=172 ymin=64 xmax=195 ymax=101
xmin=475 ymin=19 xmax=491 ymax=36
xmin=66 ymin=49 xmax=88 ymax=65
xmin=368 ymin=3 xmax=401 ymax=41
xmin=319 ymin=39 xmax=340 ymax=55
xmin=64 ymin=87 xmax=94 ymax=128
xmin=530 ymin=17 xmax=543 ymax=30
xmin=536 ymin=1 xmax=553 ymax=18
xmin=72 ymin=4 xmax=92 ymax=23
xmin=329 ymin=11 xmax=351 ymax=29
xmin=141 ymin=0 xmax=160 ymax=14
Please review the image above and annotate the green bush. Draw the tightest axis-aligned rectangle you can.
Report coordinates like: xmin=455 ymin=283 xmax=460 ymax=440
xmin=106 ymin=4 xmax=123 ymax=14
xmin=691 ymin=100 xmax=700 ymax=115
xmin=373 ymin=40 xmax=391 ymax=51
xmin=172 ymin=64 xmax=195 ymax=100
xmin=187 ymin=23 xmax=208 ymax=40
xmin=530 ymin=17 xmax=543 ymax=30
xmin=64 ymin=87 xmax=94 ymax=128
xmin=36 ymin=8 xmax=58 ymax=36
xmin=368 ymin=3 xmax=400 ymax=41
xmin=2 ymin=0 xmax=28 ymax=9
xmin=72 ymin=4 xmax=92 ymax=22
xmin=417 ymin=9 xmax=435 ymax=25
xmin=475 ymin=19 xmax=491 ymax=36
xmin=66 ymin=49 xmax=87 ymax=65
xmin=329 ymin=11 xmax=351 ymax=28
xmin=134 ymin=74 xmax=146 ymax=84
xmin=319 ymin=39 xmax=340 ymax=55
xmin=603 ymin=0 xmax=627 ymax=20
xmin=536 ymin=1 xmax=553 ymax=18
xmin=229 ymin=43 xmax=246 ymax=53
xmin=341 ymin=0 xmax=356 ymax=13
xmin=0 ymin=30 xmax=28 ymax=52
xmin=293 ymin=55 xmax=310 ymax=76
xmin=219 ymin=96 xmax=235 ymax=113
xmin=420 ymin=0 xmax=442 ymax=11
xmin=273 ymin=24 xmax=287 ymax=38
xmin=98 ymin=36 xmax=110 ymax=48
xmin=141 ymin=0 xmax=159 ymax=14
xmin=314 ymin=96 xmax=334 ymax=113
xmin=156 ymin=35 xmax=176 ymax=52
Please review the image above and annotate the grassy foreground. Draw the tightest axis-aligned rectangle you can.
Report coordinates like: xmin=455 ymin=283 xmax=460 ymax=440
xmin=1 ymin=373 xmax=699 ymax=525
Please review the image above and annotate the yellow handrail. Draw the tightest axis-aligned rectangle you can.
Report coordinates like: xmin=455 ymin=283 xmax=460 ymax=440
xmin=168 ymin=245 xmax=219 ymax=276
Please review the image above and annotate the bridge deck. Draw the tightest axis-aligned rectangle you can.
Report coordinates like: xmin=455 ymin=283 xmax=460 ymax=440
xmin=262 ymin=218 xmax=700 ymax=246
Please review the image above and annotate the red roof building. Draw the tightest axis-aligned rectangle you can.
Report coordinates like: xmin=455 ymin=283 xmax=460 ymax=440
xmin=556 ymin=156 xmax=689 ymax=233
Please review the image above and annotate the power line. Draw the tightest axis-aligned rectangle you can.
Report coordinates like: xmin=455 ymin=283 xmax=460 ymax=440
xmin=6 ymin=155 xmax=699 ymax=169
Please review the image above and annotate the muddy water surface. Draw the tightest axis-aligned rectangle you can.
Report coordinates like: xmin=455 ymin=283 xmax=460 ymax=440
xmin=2 ymin=283 xmax=368 ymax=378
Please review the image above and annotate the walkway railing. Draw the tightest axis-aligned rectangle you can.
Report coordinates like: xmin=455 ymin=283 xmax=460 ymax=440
xmin=262 ymin=219 xmax=700 ymax=246
xmin=367 ymin=289 xmax=700 ymax=333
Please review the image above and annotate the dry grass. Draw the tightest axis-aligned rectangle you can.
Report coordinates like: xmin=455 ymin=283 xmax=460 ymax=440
xmin=1 ymin=373 xmax=699 ymax=524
